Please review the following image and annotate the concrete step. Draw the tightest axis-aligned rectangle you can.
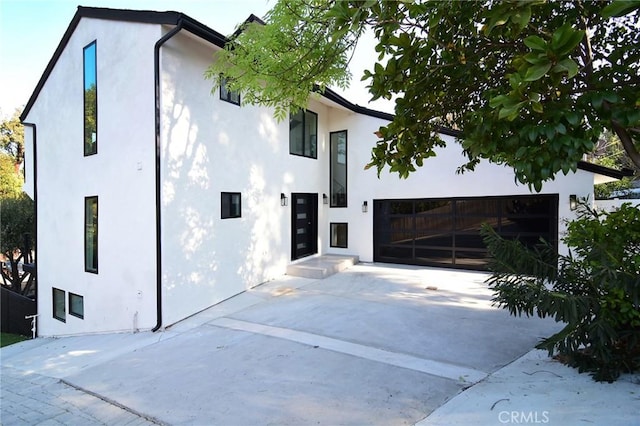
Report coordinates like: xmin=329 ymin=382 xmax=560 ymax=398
xmin=286 ymin=254 xmax=359 ymax=279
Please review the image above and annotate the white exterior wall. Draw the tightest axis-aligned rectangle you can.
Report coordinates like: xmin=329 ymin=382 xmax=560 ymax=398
xmin=159 ymin=33 xmax=331 ymax=326
xmin=23 ymin=19 xmax=159 ymax=336
xmin=325 ymin=109 xmax=594 ymax=261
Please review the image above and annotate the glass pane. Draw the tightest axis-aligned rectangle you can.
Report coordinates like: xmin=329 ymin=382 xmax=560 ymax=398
xmin=390 ymin=201 xmax=413 ymax=214
xmin=289 ymin=110 xmax=304 ymax=155
xmin=330 ymin=131 xmax=347 ymax=207
xmin=69 ymin=293 xmax=84 ymax=319
xmin=414 ymin=232 xmax=453 ymax=247
xmin=379 ymin=246 xmax=412 ymax=259
xmin=85 ymin=197 xmax=98 ymax=273
xmin=415 ymin=200 xmax=451 ymax=214
xmin=305 ymin=111 xmax=317 ymax=158
xmin=415 ymin=215 xmax=453 ymax=231
xmin=456 ymin=199 xmax=500 ymax=216
xmin=84 ymin=42 xmax=97 ymax=155
xmin=53 ymin=288 xmax=65 ymax=321
xmin=330 ymin=223 xmax=348 ymax=248
xmin=415 ymin=248 xmax=452 ymax=264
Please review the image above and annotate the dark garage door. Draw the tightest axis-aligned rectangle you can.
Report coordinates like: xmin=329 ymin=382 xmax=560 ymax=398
xmin=373 ymin=194 xmax=558 ymax=270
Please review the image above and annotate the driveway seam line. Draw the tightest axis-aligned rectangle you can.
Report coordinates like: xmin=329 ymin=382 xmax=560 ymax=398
xmin=209 ymin=317 xmax=487 ymax=384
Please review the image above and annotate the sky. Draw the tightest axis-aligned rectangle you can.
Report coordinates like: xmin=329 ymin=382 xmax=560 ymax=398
xmin=0 ymin=0 xmax=391 ymax=120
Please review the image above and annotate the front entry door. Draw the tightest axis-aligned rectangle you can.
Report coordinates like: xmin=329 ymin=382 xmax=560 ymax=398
xmin=291 ymin=193 xmax=318 ymax=260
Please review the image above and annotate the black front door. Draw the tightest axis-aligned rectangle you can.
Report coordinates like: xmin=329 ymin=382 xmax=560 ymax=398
xmin=291 ymin=193 xmax=318 ymax=260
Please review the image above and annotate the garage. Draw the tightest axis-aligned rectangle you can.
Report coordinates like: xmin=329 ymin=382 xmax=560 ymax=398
xmin=373 ymin=194 xmax=559 ymax=270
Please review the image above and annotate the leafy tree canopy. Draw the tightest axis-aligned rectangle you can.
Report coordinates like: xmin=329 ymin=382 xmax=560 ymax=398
xmin=0 ymin=109 xmax=25 ymax=170
xmin=0 ymin=153 xmax=23 ymax=199
xmin=207 ymin=0 xmax=640 ymax=191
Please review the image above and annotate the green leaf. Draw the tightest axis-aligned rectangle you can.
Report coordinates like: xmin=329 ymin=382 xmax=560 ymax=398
xmin=523 ymin=61 xmax=552 ymax=81
xmin=524 ymin=35 xmax=547 ymax=51
xmin=602 ymin=0 xmax=640 ymax=18
xmin=552 ymin=58 xmax=579 ymax=78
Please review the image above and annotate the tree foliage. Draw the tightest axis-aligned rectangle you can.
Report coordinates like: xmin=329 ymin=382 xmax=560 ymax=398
xmin=589 ymin=130 xmax=638 ymax=199
xmin=0 ymin=109 xmax=25 ymax=171
xmin=483 ymin=202 xmax=640 ymax=382
xmin=207 ymin=0 xmax=640 ymax=190
xmin=0 ymin=193 xmax=34 ymax=293
xmin=0 ymin=153 xmax=23 ymax=199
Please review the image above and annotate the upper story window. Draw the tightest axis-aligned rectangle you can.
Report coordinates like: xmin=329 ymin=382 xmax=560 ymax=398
xmin=330 ymin=130 xmax=347 ymax=207
xmin=289 ymin=109 xmax=317 ymax=159
xmin=83 ymin=41 xmax=97 ymax=156
xmin=220 ymin=77 xmax=240 ymax=105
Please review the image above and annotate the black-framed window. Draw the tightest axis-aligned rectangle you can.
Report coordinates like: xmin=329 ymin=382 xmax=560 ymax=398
xmin=221 ymin=192 xmax=241 ymax=219
xmin=330 ymin=130 xmax=347 ymax=207
xmin=85 ymin=196 xmax=98 ymax=273
xmin=330 ymin=223 xmax=348 ymax=248
xmin=289 ymin=109 xmax=317 ymax=158
xmin=53 ymin=288 xmax=66 ymax=322
xmin=83 ymin=41 xmax=97 ymax=156
xmin=69 ymin=293 xmax=84 ymax=319
xmin=220 ymin=77 xmax=240 ymax=105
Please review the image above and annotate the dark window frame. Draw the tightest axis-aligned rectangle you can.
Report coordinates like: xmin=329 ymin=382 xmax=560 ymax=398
xmin=83 ymin=40 xmax=98 ymax=156
xmin=289 ymin=109 xmax=318 ymax=159
xmin=219 ymin=77 xmax=240 ymax=105
xmin=53 ymin=288 xmax=66 ymax=322
xmin=330 ymin=130 xmax=348 ymax=207
xmin=69 ymin=292 xmax=84 ymax=319
xmin=221 ymin=192 xmax=242 ymax=219
xmin=330 ymin=222 xmax=348 ymax=248
xmin=85 ymin=196 xmax=98 ymax=273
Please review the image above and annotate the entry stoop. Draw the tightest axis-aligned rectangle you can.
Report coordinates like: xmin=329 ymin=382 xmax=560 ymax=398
xmin=286 ymin=254 xmax=359 ymax=279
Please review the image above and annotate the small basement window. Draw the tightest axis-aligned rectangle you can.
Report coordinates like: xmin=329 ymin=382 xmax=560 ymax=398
xmin=69 ymin=293 xmax=84 ymax=319
xmin=53 ymin=288 xmax=66 ymax=322
xmin=221 ymin=192 xmax=241 ymax=219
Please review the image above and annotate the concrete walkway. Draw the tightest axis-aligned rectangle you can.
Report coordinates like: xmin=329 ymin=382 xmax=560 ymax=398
xmin=1 ymin=263 xmax=638 ymax=425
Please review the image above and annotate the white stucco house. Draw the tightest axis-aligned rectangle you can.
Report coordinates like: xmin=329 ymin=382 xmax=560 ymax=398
xmin=20 ymin=7 xmax=630 ymax=337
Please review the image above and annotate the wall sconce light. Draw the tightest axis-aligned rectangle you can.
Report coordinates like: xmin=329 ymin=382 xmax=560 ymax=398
xmin=362 ymin=201 xmax=368 ymax=213
xmin=281 ymin=193 xmax=288 ymax=207
xmin=323 ymin=193 xmax=328 ymax=204
xmin=569 ymin=194 xmax=577 ymax=211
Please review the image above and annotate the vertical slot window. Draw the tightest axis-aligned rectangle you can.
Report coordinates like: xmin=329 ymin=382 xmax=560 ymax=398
xmin=330 ymin=130 xmax=347 ymax=207
xmin=84 ymin=41 xmax=97 ymax=156
xmin=85 ymin=196 xmax=98 ymax=273
xmin=53 ymin=288 xmax=66 ymax=322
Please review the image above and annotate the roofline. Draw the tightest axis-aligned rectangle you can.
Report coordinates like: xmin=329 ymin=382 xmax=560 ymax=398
xmin=20 ymin=6 xmax=226 ymax=121
xmin=20 ymin=6 xmax=630 ymax=183
xmin=577 ymin=160 xmax=635 ymax=180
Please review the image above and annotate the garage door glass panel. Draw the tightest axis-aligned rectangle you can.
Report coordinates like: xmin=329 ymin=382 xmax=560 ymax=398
xmin=374 ymin=195 xmax=558 ymax=270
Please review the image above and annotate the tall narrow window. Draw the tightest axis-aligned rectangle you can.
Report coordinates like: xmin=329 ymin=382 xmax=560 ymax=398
xmin=220 ymin=77 xmax=240 ymax=105
xmin=85 ymin=196 xmax=98 ymax=273
xmin=289 ymin=109 xmax=317 ymax=159
xmin=83 ymin=41 xmax=97 ymax=156
xmin=330 ymin=130 xmax=347 ymax=207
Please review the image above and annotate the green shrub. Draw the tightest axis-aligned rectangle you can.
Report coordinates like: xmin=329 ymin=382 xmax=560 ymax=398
xmin=482 ymin=202 xmax=640 ymax=382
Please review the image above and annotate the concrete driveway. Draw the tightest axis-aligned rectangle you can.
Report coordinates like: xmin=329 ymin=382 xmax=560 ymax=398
xmin=1 ymin=263 xmax=562 ymax=425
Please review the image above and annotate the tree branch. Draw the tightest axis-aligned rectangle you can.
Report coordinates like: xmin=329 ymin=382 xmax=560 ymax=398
xmin=611 ymin=120 xmax=640 ymax=170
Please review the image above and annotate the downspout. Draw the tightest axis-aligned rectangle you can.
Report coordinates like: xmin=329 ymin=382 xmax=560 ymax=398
xmin=21 ymin=122 xmax=38 ymax=336
xmin=153 ymin=20 xmax=184 ymax=332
